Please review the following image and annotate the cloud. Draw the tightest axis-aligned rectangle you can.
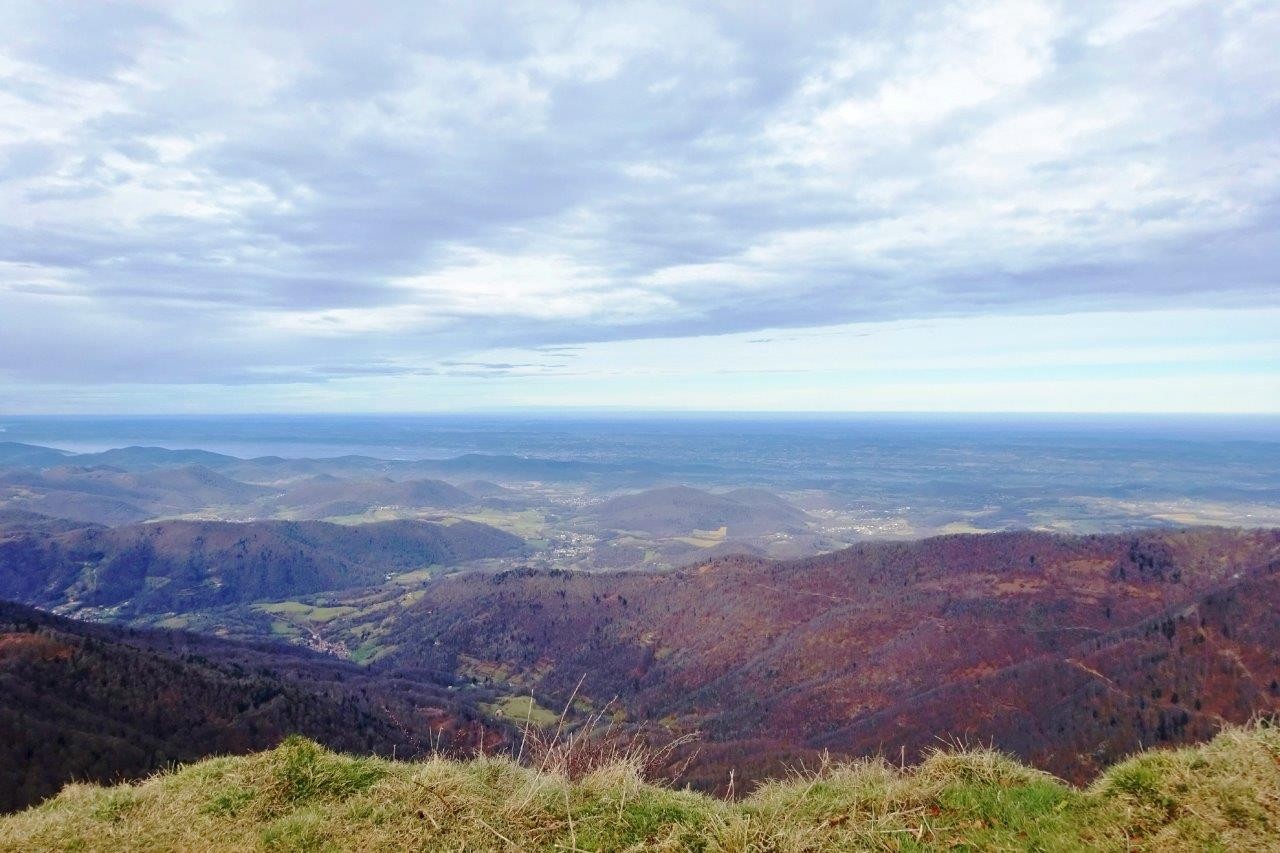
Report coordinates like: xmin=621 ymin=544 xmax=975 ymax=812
xmin=0 ymin=0 xmax=1277 ymax=407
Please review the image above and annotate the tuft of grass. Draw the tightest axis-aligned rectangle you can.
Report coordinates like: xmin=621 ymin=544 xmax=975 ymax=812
xmin=88 ymin=790 xmax=140 ymax=825
xmin=202 ymin=783 xmax=254 ymax=818
xmin=2 ymin=723 xmax=1278 ymax=851
xmin=268 ymin=735 xmax=388 ymax=808
xmin=1094 ymin=721 xmax=1280 ymax=849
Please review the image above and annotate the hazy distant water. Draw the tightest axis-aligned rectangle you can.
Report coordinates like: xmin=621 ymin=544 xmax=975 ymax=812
xmin=2 ymin=415 xmax=1278 ymax=527
xmin=3 ymin=413 xmax=1276 ymax=460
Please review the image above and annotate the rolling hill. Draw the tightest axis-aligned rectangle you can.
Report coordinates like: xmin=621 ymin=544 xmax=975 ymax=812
xmin=588 ymin=485 xmax=809 ymax=537
xmin=0 ymin=516 xmax=526 ymax=614
xmin=0 ymin=443 xmax=74 ymax=469
xmin=271 ymin=475 xmax=474 ymax=519
xmin=0 ymin=465 xmax=275 ymax=525
xmin=0 ymin=443 xmax=607 ymax=485
xmin=71 ymin=447 xmax=243 ymax=471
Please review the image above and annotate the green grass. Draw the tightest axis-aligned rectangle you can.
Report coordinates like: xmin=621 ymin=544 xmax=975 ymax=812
xmin=3 ymin=724 xmax=1278 ymax=851
xmin=254 ymin=602 xmax=312 ymax=616
xmin=482 ymin=695 xmax=561 ymax=729
xmin=387 ymin=568 xmax=437 ymax=585
xmin=347 ymin=641 xmax=381 ymax=664
xmin=254 ymin=602 xmax=357 ymax=624
xmin=450 ymin=508 xmax=548 ymax=539
xmin=675 ymin=526 xmax=729 ymax=548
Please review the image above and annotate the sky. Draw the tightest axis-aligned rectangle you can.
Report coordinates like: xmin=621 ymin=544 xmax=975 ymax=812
xmin=1 ymin=0 xmax=1278 ymax=414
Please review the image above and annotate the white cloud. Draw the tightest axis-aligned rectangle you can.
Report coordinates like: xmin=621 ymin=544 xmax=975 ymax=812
xmin=394 ymin=248 xmax=675 ymax=321
xmin=0 ymin=0 xmax=1276 ymax=408
xmin=1084 ymin=0 xmax=1205 ymax=47
xmin=765 ymin=0 xmax=1059 ymax=167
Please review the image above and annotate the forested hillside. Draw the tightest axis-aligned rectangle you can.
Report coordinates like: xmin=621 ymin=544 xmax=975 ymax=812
xmin=0 ymin=601 xmax=503 ymax=813
xmin=0 ymin=516 xmax=525 ymax=613
xmin=357 ymin=527 xmax=1280 ymax=789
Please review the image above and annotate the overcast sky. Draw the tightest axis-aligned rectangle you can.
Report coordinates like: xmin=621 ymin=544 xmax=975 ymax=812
xmin=1 ymin=1 xmax=1277 ymax=413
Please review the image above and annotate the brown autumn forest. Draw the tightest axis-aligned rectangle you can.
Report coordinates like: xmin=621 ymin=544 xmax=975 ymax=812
xmin=4 ymin=516 xmax=1278 ymax=809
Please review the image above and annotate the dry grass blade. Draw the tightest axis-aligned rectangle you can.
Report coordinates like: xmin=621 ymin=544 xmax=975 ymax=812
xmin=519 ymin=696 xmax=700 ymax=783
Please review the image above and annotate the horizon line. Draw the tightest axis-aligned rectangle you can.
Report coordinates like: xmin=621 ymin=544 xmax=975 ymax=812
xmin=3 ymin=410 xmax=1280 ymax=419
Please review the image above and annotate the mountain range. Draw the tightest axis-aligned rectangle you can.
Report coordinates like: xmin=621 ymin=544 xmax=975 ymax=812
xmin=3 ymin=438 xmax=1280 ymax=820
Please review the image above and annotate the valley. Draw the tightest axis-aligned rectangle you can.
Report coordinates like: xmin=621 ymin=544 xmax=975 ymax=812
xmin=4 ymin=479 xmax=1279 ymax=799
xmin=2 ymin=430 xmax=1279 ymax=819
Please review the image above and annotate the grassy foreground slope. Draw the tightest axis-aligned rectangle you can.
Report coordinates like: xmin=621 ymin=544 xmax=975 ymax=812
xmin=3 ymin=724 xmax=1278 ymax=852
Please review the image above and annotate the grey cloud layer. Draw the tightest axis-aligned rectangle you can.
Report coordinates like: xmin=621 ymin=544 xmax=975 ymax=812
xmin=0 ymin=0 xmax=1277 ymax=386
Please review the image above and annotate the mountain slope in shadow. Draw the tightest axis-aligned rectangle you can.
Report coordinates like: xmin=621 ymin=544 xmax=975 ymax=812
xmin=0 ymin=600 xmax=503 ymax=813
